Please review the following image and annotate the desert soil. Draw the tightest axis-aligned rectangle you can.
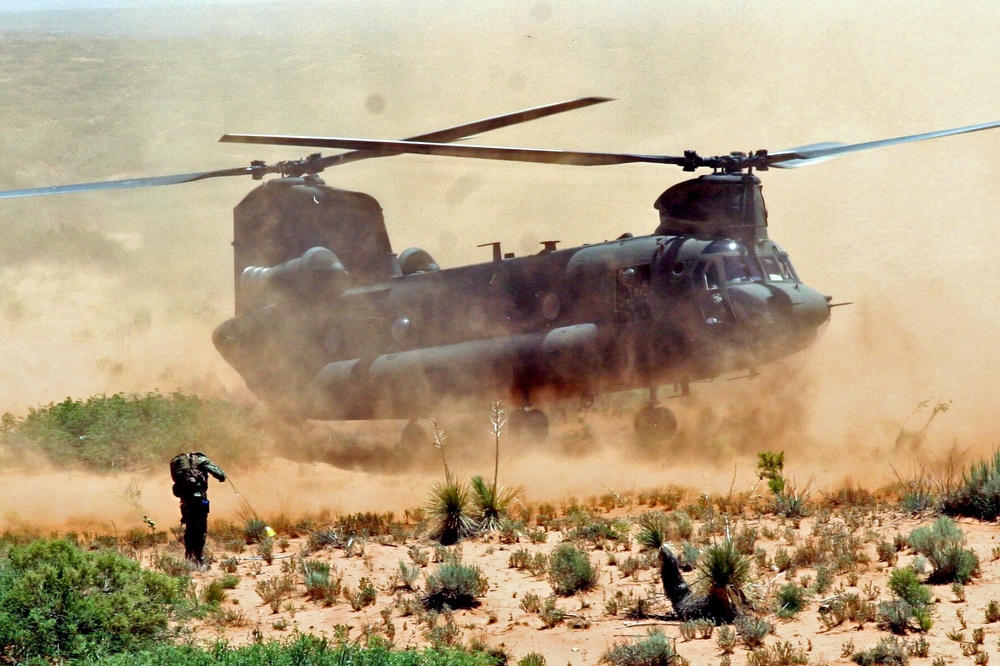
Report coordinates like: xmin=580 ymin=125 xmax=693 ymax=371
xmin=138 ymin=470 xmax=1000 ymax=666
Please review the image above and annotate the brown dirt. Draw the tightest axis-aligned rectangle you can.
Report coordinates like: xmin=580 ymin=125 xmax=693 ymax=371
xmin=144 ymin=490 xmax=1000 ymax=666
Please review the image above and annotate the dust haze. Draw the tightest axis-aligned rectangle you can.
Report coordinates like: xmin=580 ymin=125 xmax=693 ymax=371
xmin=0 ymin=1 xmax=998 ymax=531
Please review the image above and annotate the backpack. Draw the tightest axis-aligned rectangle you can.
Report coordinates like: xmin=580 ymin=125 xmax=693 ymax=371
xmin=170 ymin=452 xmax=207 ymax=498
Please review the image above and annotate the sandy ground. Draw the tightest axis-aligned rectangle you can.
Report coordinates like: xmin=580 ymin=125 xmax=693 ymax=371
xmin=135 ymin=491 xmax=1000 ymax=666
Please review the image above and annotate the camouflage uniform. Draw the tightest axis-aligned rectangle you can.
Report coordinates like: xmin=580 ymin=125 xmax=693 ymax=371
xmin=173 ymin=452 xmax=226 ymax=565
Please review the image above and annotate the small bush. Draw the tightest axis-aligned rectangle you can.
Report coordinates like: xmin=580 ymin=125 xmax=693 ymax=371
xmin=774 ymin=582 xmax=809 ymax=619
xmin=548 ymin=542 xmax=598 ymax=596
xmin=851 ymin=635 xmax=909 ymax=665
xmin=600 ymin=628 xmax=681 ymax=666
xmin=735 ymin=615 xmax=774 ymax=648
xmin=887 ymin=568 xmax=932 ymax=608
xmin=0 ymin=391 xmax=262 ymax=471
xmin=942 ymin=450 xmax=1000 ymax=521
xmin=302 ymin=560 xmax=341 ymax=604
xmin=908 ymin=517 xmax=979 ymax=584
xmin=985 ymin=599 xmax=1000 ymax=623
xmin=747 ymin=641 xmax=809 ymax=666
xmin=255 ymin=574 xmax=297 ymax=613
xmin=423 ymin=562 xmax=488 ymax=610
xmin=201 ymin=578 xmax=228 ymax=606
xmin=878 ymin=599 xmax=914 ymax=635
xmin=519 ymin=652 xmax=547 ymax=666
xmin=398 ymin=560 xmax=421 ymax=590
xmin=538 ymin=596 xmax=566 ymax=628
xmin=244 ymin=518 xmax=268 ymax=544
xmin=345 ymin=577 xmax=377 ymax=611
xmin=0 ymin=538 xmax=180 ymax=663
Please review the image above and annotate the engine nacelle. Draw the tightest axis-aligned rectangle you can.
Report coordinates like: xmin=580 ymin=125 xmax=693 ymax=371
xmin=240 ymin=246 xmax=350 ymax=301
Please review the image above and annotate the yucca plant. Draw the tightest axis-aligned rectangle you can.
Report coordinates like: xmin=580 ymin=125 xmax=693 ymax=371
xmin=696 ymin=538 xmax=752 ymax=622
xmin=427 ymin=476 xmax=475 ymax=545
xmin=426 ymin=421 xmax=475 ymax=545
xmin=635 ymin=512 xmax=671 ymax=552
xmin=470 ymin=475 xmax=523 ymax=532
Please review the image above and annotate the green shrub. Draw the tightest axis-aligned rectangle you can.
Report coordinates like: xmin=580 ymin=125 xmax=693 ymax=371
xmin=0 ymin=391 xmax=263 ymax=471
xmin=735 ymin=615 xmax=773 ymax=648
xmin=345 ymin=577 xmax=377 ymax=611
xmin=878 ymin=599 xmax=914 ymax=635
xmin=423 ymin=562 xmax=488 ymax=610
xmin=943 ymin=450 xmax=1000 ymax=521
xmin=0 ymin=538 xmax=180 ymax=663
xmin=243 ymin=518 xmax=268 ymax=544
xmin=548 ymin=542 xmax=598 ymax=596
xmin=77 ymin=633 xmax=501 ymax=665
xmin=518 ymin=652 xmax=547 ymax=666
xmin=201 ymin=578 xmax=228 ymax=606
xmin=907 ymin=517 xmax=979 ymax=584
xmin=887 ymin=568 xmax=931 ymax=608
xmin=601 ymin=628 xmax=681 ymax=666
xmin=774 ymin=582 xmax=809 ymax=618
xmin=850 ymin=635 xmax=909 ymax=665
xmin=302 ymin=560 xmax=341 ymax=604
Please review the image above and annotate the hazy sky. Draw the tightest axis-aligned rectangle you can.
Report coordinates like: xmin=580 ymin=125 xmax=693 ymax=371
xmin=0 ymin=0 xmax=246 ymax=9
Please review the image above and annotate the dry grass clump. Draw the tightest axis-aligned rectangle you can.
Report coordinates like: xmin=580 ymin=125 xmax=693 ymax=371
xmin=600 ymin=628 xmax=684 ymax=666
xmin=422 ymin=561 xmax=489 ymax=610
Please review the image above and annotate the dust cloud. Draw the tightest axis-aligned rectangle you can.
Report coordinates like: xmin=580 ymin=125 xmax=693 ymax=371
xmin=0 ymin=1 xmax=998 ymax=531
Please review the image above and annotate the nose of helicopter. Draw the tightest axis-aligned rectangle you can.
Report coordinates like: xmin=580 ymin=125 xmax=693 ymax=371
xmin=726 ymin=281 xmax=831 ymax=338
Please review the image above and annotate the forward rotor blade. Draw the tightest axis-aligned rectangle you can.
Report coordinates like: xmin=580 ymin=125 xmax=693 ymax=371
xmin=768 ymin=119 xmax=1000 ymax=168
xmin=220 ymin=96 xmax=614 ymax=167
xmin=0 ymin=166 xmax=254 ymax=199
xmin=218 ymin=136 xmax=682 ymax=167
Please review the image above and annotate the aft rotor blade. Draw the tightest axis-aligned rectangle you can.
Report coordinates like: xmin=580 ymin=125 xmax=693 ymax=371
xmin=0 ymin=166 xmax=255 ymax=199
xmin=219 ymin=136 xmax=683 ymax=167
xmin=220 ymin=96 xmax=614 ymax=167
xmin=768 ymin=119 xmax=1000 ymax=168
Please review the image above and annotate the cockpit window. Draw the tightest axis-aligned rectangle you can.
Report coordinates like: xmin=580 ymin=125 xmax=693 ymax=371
xmin=759 ymin=255 xmax=786 ymax=281
xmin=778 ymin=253 xmax=799 ymax=281
xmin=722 ymin=254 xmax=764 ymax=283
xmin=759 ymin=250 xmax=798 ymax=281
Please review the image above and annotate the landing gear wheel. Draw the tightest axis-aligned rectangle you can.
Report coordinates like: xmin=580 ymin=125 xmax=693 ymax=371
xmin=510 ymin=408 xmax=550 ymax=442
xmin=634 ymin=405 xmax=678 ymax=443
xmin=398 ymin=420 xmax=430 ymax=450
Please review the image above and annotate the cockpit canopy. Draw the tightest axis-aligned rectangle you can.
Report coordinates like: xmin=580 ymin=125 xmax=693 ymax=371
xmin=692 ymin=239 xmax=798 ymax=290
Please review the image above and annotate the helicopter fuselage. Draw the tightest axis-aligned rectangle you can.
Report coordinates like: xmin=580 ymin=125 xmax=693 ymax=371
xmin=212 ymin=199 xmax=831 ymax=421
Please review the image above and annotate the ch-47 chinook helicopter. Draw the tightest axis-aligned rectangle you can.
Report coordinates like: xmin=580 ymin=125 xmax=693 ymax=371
xmin=3 ymin=98 xmax=998 ymax=444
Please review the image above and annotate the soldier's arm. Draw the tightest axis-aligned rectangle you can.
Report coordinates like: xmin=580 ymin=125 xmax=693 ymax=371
xmin=203 ymin=459 xmax=227 ymax=482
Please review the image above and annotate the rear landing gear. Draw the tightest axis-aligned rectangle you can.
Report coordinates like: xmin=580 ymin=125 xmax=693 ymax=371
xmin=510 ymin=408 xmax=549 ymax=442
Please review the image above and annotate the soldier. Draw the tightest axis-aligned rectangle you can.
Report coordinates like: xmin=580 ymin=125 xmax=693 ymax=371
xmin=170 ymin=451 xmax=226 ymax=566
